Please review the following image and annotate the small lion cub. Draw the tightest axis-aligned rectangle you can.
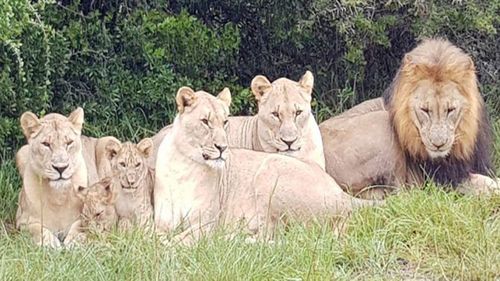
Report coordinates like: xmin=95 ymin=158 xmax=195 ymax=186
xmin=76 ymin=177 xmax=119 ymax=233
xmin=103 ymin=137 xmax=155 ymax=231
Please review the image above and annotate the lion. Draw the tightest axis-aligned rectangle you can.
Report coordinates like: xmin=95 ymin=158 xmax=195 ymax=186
xmin=16 ymin=134 xmax=119 ymax=186
xmin=76 ymin=177 xmax=119 ymax=233
xmin=154 ymin=86 xmax=380 ymax=245
xmin=15 ymin=108 xmax=89 ymax=247
xmin=102 ymin=137 xmax=154 ymax=230
xmin=319 ymin=38 xmax=499 ymax=198
xmin=150 ymin=71 xmax=325 ymax=170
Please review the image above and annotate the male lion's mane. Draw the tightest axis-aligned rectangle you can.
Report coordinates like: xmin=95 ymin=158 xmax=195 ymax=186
xmin=382 ymin=38 xmax=493 ymax=187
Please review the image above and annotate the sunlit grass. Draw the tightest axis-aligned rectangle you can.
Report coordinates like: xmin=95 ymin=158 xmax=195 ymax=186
xmin=1 ymin=121 xmax=500 ymax=280
xmin=1 ymin=154 xmax=499 ymax=280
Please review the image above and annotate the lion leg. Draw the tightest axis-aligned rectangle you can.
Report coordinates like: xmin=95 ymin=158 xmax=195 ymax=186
xmin=158 ymin=218 xmax=217 ymax=247
xmin=118 ymin=217 xmax=134 ymax=232
xmin=24 ymin=223 xmax=62 ymax=248
xmin=355 ymin=186 xmax=391 ymax=200
xmin=137 ymin=206 xmax=154 ymax=229
xmin=63 ymin=219 xmax=86 ymax=248
xmin=457 ymin=174 xmax=500 ymax=196
xmin=170 ymin=222 xmax=214 ymax=246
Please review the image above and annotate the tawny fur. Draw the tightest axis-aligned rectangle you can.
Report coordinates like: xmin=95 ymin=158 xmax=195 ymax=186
xmin=320 ymin=38 xmax=496 ymax=197
xmin=150 ymin=71 xmax=325 ymax=170
xmin=387 ymin=38 xmax=483 ymax=161
xmin=103 ymin=138 xmax=155 ymax=230
xmin=76 ymin=177 xmax=119 ymax=233
xmin=16 ymin=135 xmax=120 ymax=186
xmin=154 ymin=87 xmax=380 ymax=245
xmin=15 ymin=108 xmax=88 ymax=248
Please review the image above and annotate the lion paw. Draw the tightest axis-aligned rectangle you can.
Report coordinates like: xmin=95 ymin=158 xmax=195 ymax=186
xmin=64 ymin=232 xmax=87 ymax=249
xmin=36 ymin=230 xmax=62 ymax=248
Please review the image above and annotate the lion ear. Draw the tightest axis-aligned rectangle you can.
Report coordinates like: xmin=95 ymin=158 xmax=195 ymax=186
xmin=402 ymin=54 xmax=413 ymax=67
xmin=251 ymin=75 xmax=272 ymax=101
xmin=137 ymin=138 xmax=153 ymax=158
xmin=298 ymin=70 xmax=314 ymax=96
xmin=98 ymin=177 xmax=118 ymax=204
xmin=76 ymin=185 xmax=89 ymax=201
xmin=68 ymin=107 xmax=84 ymax=133
xmin=103 ymin=178 xmax=118 ymax=204
xmin=466 ymin=56 xmax=476 ymax=71
xmin=105 ymin=138 xmax=121 ymax=160
xmin=217 ymin=87 xmax=232 ymax=108
xmin=176 ymin=87 xmax=197 ymax=114
xmin=402 ymin=54 xmax=420 ymax=73
xmin=20 ymin=112 xmax=41 ymax=139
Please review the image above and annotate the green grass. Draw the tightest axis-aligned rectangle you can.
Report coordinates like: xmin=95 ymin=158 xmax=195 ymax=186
xmin=1 ymin=122 xmax=500 ymax=280
xmin=1 ymin=159 xmax=499 ymax=280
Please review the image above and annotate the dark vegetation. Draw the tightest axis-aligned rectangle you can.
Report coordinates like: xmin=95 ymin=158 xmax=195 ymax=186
xmin=1 ymin=0 xmax=498 ymax=156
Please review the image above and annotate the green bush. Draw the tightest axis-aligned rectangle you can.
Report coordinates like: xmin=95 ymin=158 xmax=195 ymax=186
xmin=0 ymin=1 xmax=242 ymax=155
xmin=170 ymin=0 xmax=499 ymax=118
xmin=0 ymin=0 xmax=498 ymax=157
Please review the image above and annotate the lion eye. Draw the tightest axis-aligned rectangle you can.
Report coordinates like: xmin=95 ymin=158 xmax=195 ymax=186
xmin=420 ymin=108 xmax=430 ymax=114
xmin=295 ymin=110 xmax=303 ymax=116
xmin=223 ymin=120 xmax=229 ymax=126
xmin=95 ymin=211 xmax=103 ymax=218
xmin=135 ymin=162 xmax=141 ymax=168
xmin=42 ymin=142 xmax=51 ymax=148
xmin=271 ymin=112 xmax=279 ymax=118
xmin=201 ymin=118 xmax=209 ymax=125
xmin=66 ymin=140 xmax=74 ymax=146
xmin=447 ymin=107 xmax=456 ymax=114
xmin=119 ymin=162 xmax=126 ymax=168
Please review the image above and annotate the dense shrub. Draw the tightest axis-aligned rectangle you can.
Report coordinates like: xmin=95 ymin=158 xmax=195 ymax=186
xmin=169 ymin=0 xmax=499 ymax=118
xmin=0 ymin=0 xmax=243 ymax=155
xmin=0 ymin=0 xmax=498 ymax=157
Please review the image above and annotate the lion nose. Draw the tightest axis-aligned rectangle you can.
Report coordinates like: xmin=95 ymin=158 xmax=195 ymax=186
xmin=281 ymin=138 xmax=297 ymax=149
xmin=126 ymin=174 xmax=136 ymax=185
xmin=215 ymin=144 xmax=227 ymax=153
xmin=433 ymin=142 xmax=445 ymax=150
xmin=431 ymin=138 xmax=447 ymax=150
xmin=52 ymin=164 xmax=68 ymax=175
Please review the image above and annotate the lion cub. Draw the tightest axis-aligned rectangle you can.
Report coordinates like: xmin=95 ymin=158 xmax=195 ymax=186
xmin=103 ymin=137 xmax=154 ymax=230
xmin=76 ymin=177 xmax=118 ymax=233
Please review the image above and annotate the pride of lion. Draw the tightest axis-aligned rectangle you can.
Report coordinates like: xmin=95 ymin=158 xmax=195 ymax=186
xmin=13 ymin=38 xmax=500 ymax=247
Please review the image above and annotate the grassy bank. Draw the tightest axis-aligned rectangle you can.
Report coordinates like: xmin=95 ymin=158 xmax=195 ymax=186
xmin=1 ymin=157 xmax=499 ymax=280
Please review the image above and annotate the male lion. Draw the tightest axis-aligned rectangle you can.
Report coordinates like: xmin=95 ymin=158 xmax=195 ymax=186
xmin=151 ymin=71 xmax=325 ymax=170
xmin=16 ymin=108 xmax=89 ymax=247
xmin=103 ymin=137 xmax=154 ymax=230
xmin=154 ymin=87 xmax=379 ymax=244
xmin=319 ymin=38 xmax=499 ymax=198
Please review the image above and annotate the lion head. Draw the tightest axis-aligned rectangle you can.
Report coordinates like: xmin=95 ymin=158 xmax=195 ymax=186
xmin=384 ymin=38 xmax=492 ymax=185
xmin=386 ymin=39 xmax=484 ymax=160
xmin=76 ymin=177 xmax=118 ymax=232
xmin=104 ymin=137 xmax=153 ymax=192
xmin=252 ymin=71 xmax=315 ymax=156
xmin=172 ymin=86 xmax=231 ymax=169
xmin=20 ymin=108 xmax=85 ymax=190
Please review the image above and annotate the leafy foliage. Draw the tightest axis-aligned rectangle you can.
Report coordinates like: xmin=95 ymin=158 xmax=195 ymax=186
xmin=0 ymin=0 xmax=498 ymax=155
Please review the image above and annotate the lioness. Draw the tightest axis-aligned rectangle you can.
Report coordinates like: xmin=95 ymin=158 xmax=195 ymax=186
xmin=16 ymin=134 xmax=119 ymax=186
xmin=103 ymin=137 xmax=154 ymax=230
xmin=150 ymin=71 xmax=325 ymax=170
xmin=154 ymin=87 xmax=379 ymax=244
xmin=16 ymin=108 xmax=88 ymax=247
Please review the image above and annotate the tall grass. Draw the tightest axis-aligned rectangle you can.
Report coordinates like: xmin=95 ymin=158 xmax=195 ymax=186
xmin=1 ymin=121 xmax=499 ymax=280
xmin=1 ymin=158 xmax=499 ymax=280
